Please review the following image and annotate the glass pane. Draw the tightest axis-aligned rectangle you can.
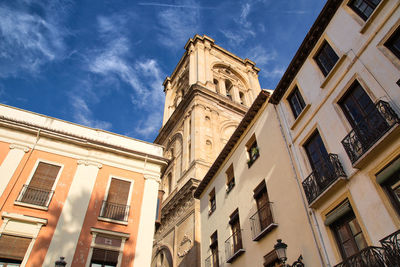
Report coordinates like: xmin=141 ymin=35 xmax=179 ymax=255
xmin=342 ymin=240 xmax=358 ymax=258
xmin=337 ymin=224 xmax=351 ymax=242
xmin=348 ymin=218 xmax=362 ymax=235
xmin=354 ymin=233 xmax=368 ymax=251
xmin=91 ymin=264 xmax=102 ymax=267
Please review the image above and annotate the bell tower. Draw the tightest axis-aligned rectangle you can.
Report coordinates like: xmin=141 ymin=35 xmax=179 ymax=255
xmin=152 ymin=35 xmax=261 ymax=267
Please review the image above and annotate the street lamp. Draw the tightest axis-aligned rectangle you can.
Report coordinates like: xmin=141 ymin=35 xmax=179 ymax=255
xmin=55 ymin=256 xmax=67 ymax=267
xmin=273 ymin=239 xmax=304 ymax=267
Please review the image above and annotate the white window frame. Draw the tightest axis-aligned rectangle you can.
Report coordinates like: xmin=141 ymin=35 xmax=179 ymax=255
xmin=98 ymin=175 xmax=134 ymax=225
xmin=85 ymin=227 xmax=129 ymax=267
xmin=14 ymin=159 xmax=64 ymax=210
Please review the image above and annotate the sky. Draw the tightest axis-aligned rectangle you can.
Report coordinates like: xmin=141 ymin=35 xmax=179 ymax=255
xmin=0 ymin=0 xmax=326 ymax=142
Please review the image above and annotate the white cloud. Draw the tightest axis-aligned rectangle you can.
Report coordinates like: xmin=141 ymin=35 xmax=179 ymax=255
xmin=156 ymin=0 xmax=200 ymax=48
xmin=134 ymin=110 xmax=163 ymax=137
xmin=69 ymin=94 xmax=112 ymax=130
xmin=261 ymin=66 xmax=285 ymax=79
xmin=0 ymin=2 xmax=68 ymax=77
xmin=247 ymin=45 xmax=277 ymax=66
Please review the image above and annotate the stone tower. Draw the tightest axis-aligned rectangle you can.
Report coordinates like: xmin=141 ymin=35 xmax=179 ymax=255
xmin=151 ymin=35 xmax=261 ymax=267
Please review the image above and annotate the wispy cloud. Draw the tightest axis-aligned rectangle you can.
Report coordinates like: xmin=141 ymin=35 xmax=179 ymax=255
xmin=0 ymin=0 xmax=69 ymax=77
xmin=261 ymin=66 xmax=285 ymax=79
xmin=247 ymin=45 xmax=277 ymax=66
xmin=156 ymin=0 xmax=200 ymax=48
xmin=138 ymin=2 xmax=215 ymax=9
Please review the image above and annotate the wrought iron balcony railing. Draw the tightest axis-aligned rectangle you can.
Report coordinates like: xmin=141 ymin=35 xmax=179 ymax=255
xmin=205 ymin=253 xmax=221 ymax=267
xmin=16 ymin=185 xmax=54 ymax=207
xmin=99 ymin=201 xmax=130 ymax=222
xmin=333 ymin=246 xmax=386 ymax=267
xmin=302 ymin=154 xmax=346 ymax=204
xmin=342 ymin=100 xmax=399 ymax=164
xmin=225 ymin=230 xmax=245 ymax=263
xmin=380 ymin=229 xmax=400 ymax=266
xmin=249 ymin=202 xmax=277 ymax=241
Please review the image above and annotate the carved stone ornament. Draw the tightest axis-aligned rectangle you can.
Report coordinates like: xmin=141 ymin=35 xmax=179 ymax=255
xmin=9 ymin=144 xmax=30 ymax=153
xmin=177 ymin=234 xmax=192 ymax=258
xmin=77 ymin=159 xmax=102 ymax=169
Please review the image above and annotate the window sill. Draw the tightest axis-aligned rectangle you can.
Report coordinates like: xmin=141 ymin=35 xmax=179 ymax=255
xmin=247 ymin=157 xmax=259 ymax=168
xmin=252 ymin=223 xmax=278 ymax=241
xmin=226 ymin=184 xmax=235 ymax=194
xmin=359 ymin=0 xmax=387 ymax=34
xmin=320 ymin=55 xmax=347 ymax=88
xmin=208 ymin=208 xmax=216 ymax=217
xmin=226 ymin=249 xmax=245 ymax=263
xmin=98 ymin=217 xmax=128 ymax=225
xmin=290 ymin=104 xmax=311 ymax=130
xmin=308 ymin=177 xmax=347 ymax=209
xmin=14 ymin=201 xmax=49 ymax=211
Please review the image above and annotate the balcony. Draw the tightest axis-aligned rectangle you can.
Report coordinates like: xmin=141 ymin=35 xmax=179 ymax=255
xmin=333 ymin=230 xmax=400 ymax=267
xmin=16 ymin=185 xmax=54 ymax=207
xmin=342 ymin=100 xmax=399 ymax=165
xmin=250 ymin=202 xmax=277 ymax=241
xmin=302 ymin=154 xmax=347 ymax=205
xmin=99 ymin=201 xmax=130 ymax=222
xmin=380 ymin=229 xmax=400 ymax=266
xmin=225 ymin=230 xmax=245 ymax=263
xmin=333 ymin=246 xmax=386 ymax=267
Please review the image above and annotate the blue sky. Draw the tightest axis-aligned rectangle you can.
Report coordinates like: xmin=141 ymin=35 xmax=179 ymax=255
xmin=0 ymin=0 xmax=326 ymax=142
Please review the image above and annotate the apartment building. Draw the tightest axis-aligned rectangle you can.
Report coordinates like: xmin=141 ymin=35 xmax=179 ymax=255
xmin=0 ymin=104 xmax=167 ymax=266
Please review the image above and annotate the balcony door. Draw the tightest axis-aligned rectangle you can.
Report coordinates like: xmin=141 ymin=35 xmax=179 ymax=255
xmin=103 ymin=178 xmax=131 ymax=221
xmin=305 ymin=131 xmax=331 ymax=187
xmin=254 ymin=182 xmax=271 ymax=230
xmin=339 ymin=82 xmax=386 ymax=144
xmin=229 ymin=211 xmax=242 ymax=253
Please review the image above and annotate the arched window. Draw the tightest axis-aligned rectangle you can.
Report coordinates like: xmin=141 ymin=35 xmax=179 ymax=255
xmin=239 ymin=91 xmax=245 ymax=105
xmin=167 ymin=173 xmax=172 ymax=195
xmin=213 ymin=79 xmax=220 ymax=93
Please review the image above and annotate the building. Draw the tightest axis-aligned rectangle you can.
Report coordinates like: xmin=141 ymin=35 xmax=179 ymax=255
xmin=0 ymin=104 xmax=167 ymax=266
xmin=195 ymin=0 xmax=400 ymax=266
xmin=151 ymin=35 xmax=261 ymax=267
xmin=194 ymin=90 xmax=323 ymax=267
xmin=270 ymin=0 xmax=400 ymax=266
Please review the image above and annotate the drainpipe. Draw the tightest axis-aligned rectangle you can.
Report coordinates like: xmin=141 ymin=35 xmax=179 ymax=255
xmin=0 ymin=129 xmax=41 ymax=211
xmin=273 ymin=104 xmax=331 ymax=267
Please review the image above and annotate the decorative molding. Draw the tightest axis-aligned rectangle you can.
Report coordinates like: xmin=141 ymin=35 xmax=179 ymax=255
xmin=144 ymin=174 xmax=161 ymax=183
xmin=90 ymin=227 xmax=130 ymax=239
xmin=9 ymin=143 xmax=30 ymax=153
xmin=2 ymin=212 xmax=47 ymax=225
xmin=77 ymin=159 xmax=102 ymax=169
xmin=177 ymin=234 xmax=193 ymax=258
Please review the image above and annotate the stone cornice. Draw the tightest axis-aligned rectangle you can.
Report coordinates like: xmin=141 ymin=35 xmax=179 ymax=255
xmin=9 ymin=143 xmax=30 ymax=153
xmin=77 ymin=159 xmax=103 ymax=169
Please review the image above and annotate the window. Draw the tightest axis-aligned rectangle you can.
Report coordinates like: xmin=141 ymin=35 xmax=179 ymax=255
xmin=0 ymin=235 xmax=31 ymax=266
xmin=377 ymin=156 xmax=400 ymax=216
xmin=314 ymin=41 xmax=339 ymax=76
xmin=288 ymin=86 xmax=306 ymax=119
xmin=385 ymin=26 xmax=400 ymax=59
xmin=225 ymin=80 xmax=233 ymax=100
xmin=239 ymin=92 xmax=245 ymax=105
xmin=208 ymin=188 xmax=216 ymax=216
xmin=99 ymin=178 xmax=131 ymax=222
xmin=210 ymin=231 xmax=219 ymax=267
xmin=253 ymin=181 xmax=273 ymax=232
xmin=90 ymin=248 xmax=119 ymax=267
xmin=304 ymin=131 xmax=332 ymax=184
xmin=348 ymin=0 xmax=381 ymax=21
xmin=226 ymin=165 xmax=235 ymax=193
xmin=339 ymin=81 xmax=384 ymax=139
xmin=226 ymin=209 xmax=244 ymax=263
xmin=17 ymin=161 xmax=61 ymax=207
xmin=246 ymin=136 xmax=260 ymax=167
xmin=327 ymin=201 xmax=367 ymax=259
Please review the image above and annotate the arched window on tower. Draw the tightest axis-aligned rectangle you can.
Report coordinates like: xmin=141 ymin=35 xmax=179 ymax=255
xmin=225 ymin=80 xmax=233 ymax=100
xmin=167 ymin=173 xmax=172 ymax=195
xmin=239 ymin=91 xmax=246 ymax=106
xmin=213 ymin=79 xmax=220 ymax=93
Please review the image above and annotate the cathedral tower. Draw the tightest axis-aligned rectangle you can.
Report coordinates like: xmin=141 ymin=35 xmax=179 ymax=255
xmin=152 ymin=35 xmax=261 ymax=267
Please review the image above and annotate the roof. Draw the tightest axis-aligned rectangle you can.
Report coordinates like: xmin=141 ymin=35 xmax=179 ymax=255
xmin=269 ymin=0 xmax=342 ymax=104
xmin=194 ymin=90 xmax=270 ymax=199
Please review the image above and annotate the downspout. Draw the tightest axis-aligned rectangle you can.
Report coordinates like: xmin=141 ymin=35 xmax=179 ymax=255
xmin=0 ymin=129 xmax=41 ymax=211
xmin=273 ymin=104 xmax=330 ymax=267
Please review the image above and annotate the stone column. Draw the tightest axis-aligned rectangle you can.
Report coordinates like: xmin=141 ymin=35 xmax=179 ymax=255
xmin=219 ymin=78 xmax=227 ymax=96
xmin=133 ymin=174 xmax=161 ymax=267
xmin=43 ymin=160 xmax=102 ymax=266
xmin=232 ymin=85 xmax=241 ymax=104
xmin=196 ymin=43 xmax=205 ymax=84
xmin=0 ymin=144 xmax=29 ymax=197
xmin=188 ymin=44 xmax=196 ymax=86
xmin=204 ymin=41 xmax=213 ymax=90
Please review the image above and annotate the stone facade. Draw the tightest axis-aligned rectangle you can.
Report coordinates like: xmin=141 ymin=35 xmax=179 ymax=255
xmin=152 ymin=35 xmax=261 ymax=267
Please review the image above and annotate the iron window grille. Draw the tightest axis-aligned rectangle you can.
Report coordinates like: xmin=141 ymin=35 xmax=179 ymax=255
xmin=16 ymin=185 xmax=54 ymax=207
xmin=99 ymin=200 xmax=130 ymax=222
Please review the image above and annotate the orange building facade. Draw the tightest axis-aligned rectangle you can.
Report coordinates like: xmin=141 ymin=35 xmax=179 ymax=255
xmin=0 ymin=104 xmax=167 ymax=267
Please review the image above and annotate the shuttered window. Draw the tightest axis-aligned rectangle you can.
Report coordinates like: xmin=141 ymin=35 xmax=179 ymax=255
xmin=90 ymin=248 xmax=119 ymax=267
xmin=0 ymin=235 xmax=31 ymax=262
xmin=20 ymin=162 xmax=60 ymax=206
xmin=107 ymin=179 xmax=130 ymax=205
